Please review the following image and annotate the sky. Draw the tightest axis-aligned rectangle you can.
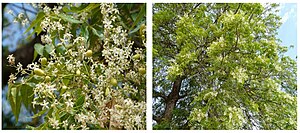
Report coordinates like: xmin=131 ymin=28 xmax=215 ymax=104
xmin=3 ymin=4 xmax=36 ymax=51
xmin=277 ymin=3 xmax=297 ymax=60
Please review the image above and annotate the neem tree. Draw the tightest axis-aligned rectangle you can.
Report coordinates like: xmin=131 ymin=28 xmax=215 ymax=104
xmin=153 ymin=3 xmax=296 ymax=130
xmin=7 ymin=3 xmax=146 ymax=130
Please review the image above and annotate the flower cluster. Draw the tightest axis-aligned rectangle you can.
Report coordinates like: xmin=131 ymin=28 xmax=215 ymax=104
xmin=8 ymin=3 xmax=146 ymax=130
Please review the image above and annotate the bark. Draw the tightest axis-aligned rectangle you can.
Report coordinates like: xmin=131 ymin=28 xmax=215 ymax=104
xmin=161 ymin=76 xmax=183 ymax=123
xmin=2 ymin=34 xmax=41 ymax=87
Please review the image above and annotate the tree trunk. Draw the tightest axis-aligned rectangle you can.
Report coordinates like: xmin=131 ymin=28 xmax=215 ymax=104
xmin=161 ymin=76 xmax=183 ymax=123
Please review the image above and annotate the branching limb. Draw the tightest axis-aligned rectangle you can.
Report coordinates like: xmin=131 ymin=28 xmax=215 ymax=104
xmin=153 ymin=89 xmax=167 ymax=101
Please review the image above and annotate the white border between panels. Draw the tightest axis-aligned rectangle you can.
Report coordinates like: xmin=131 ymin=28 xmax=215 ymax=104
xmin=146 ymin=2 xmax=153 ymax=131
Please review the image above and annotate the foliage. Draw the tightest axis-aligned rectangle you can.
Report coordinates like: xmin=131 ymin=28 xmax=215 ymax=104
xmin=7 ymin=3 xmax=146 ymax=130
xmin=153 ymin=3 xmax=296 ymax=130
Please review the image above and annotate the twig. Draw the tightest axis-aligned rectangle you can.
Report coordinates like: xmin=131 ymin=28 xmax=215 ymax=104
xmin=11 ymin=3 xmax=37 ymax=14
xmin=22 ymin=3 xmax=32 ymax=23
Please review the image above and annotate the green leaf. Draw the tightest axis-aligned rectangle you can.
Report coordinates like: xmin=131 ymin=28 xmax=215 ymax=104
xmin=26 ymin=31 xmax=36 ymax=40
xmin=129 ymin=4 xmax=146 ymax=31
xmin=26 ymin=125 xmax=36 ymax=130
xmin=20 ymin=84 xmax=34 ymax=110
xmin=81 ymin=25 xmax=89 ymax=41
xmin=45 ymin=44 xmax=54 ymax=55
xmin=126 ymin=4 xmax=134 ymax=11
xmin=56 ymin=45 xmax=66 ymax=55
xmin=62 ymin=78 xmax=70 ymax=86
xmin=33 ymin=75 xmax=44 ymax=81
xmin=58 ymin=14 xmax=83 ymax=24
xmin=7 ymin=86 xmax=16 ymax=120
xmin=62 ymin=6 xmax=71 ymax=13
xmin=75 ymin=95 xmax=85 ymax=108
xmin=91 ymin=27 xmax=104 ymax=40
xmin=34 ymin=43 xmax=44 ymax=56
xmin=34 ymin=22 xmax=43 ymax=35
xmin=129 ymin=20 xmax=145 ymax=35
xmin=24 ymin=12 xmax=45 ymax=34
xmin=8 ymin=86 xmax=22 ymax=122
xmin=78 ymin=3 xmax=100 ymax=13
xmin=32 ymin=109 xmax=47 ymax=118
xmin=27 ymin=82 xmax=36 ymax=88
xmin=33 ymin=50 xmax=38 ymax=62
xmin=35 ymin=122 xmax=48 ymax=130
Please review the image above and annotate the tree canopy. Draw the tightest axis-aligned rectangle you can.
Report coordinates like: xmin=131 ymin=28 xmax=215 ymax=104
xmin=153 ymin=3 xmax=296 ymax=130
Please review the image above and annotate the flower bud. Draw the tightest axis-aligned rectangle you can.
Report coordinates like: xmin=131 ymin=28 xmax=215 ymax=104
xmin=76 ymin=69 xmax=81 ymax=76
xmin=45 ymin=76 xmax=51 ymax=82
xmin=41 ymin=57 xmax=47 ymax=66
xmin=85 ymin=50 xmax=93 ymax=57
xmin=133 ymin=54 xmax=141 ymax=60
xmin=138 ymin=67 xmax=146 ymax=75
xmin=110 ymin=78 xmax=118 ymax=86
xmin=105 ymin=87 xmax=110 ymax=96
xmin=34 ymin=68 xmax=45 ymax=76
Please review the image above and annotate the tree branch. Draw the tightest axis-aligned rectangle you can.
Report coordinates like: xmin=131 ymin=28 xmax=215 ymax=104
xmin=193 ymin=3 xmax=202 ymax=9
xmin=234 ymin=3 xmax=243 ymax=14
xmin=153 ymin=115 xmax=162 ymax=123
xmin=22 ymin=3 xmax=32 ymax=23
xmin=153 ymin=89 xmax=167 ymax=101
xmin=11 ymin=4 xmax=37 ymax=14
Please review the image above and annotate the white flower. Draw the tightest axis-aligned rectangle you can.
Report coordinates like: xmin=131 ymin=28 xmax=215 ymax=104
xmin=13 ymin=18 xmax=18 ymax=23
xmin=53 ymin=6 xmax=62 ymax=15
xmin=56 ymin=21 xmax=64 ymax=31
xmin=73 ymin=37 xmax=86 ymax=45
xmin=80 ymin=12 xmax=88 ymax=21
xmin=69 ymin=124 xmax=75 ymax=130
xmin=80 ymin=124 xmax=89 ymax=130
xmin=63 ymin=32 xmax=73 ymax=42
xmin=31 ymin=3 xmax=37 ymax=8
xmin=43 ymin=6 xmax=51 ymax=15
xmin=32 ymin=100 xmax=37 ymax=108
xmin=134 ymin=115 xmax=142 ymax=124
xmin=27 ymin=62 xmax=39 ymax=70
xmin=8 ymin=74 xmax=17 ymax=84
xmin=62 ymin=120 xmax=68 ymax=128
xmin=51 ymin=99 xmax=59 ymax=108
xmin=16 ymin=62 xmax=23 ymax=72
xmin=40 ymin=100 xmax=49 ymax=110
xmin=21 ymin=69 xmax=27 ymax=75
xmin=75 ymin=113 xmax=86 ymax=123
xmin=41 ymin=34 xmax=52 ymax=44
xmin=22 ymin=18 xmax=29 ymax=27
xmin=65 ymin=99 xmax=74 ymax=108
xmin=111 ymin=16 xmax=117 ymax=22
xmin=62 ymin=93 xmax=70 ymax=99
xmin=35 ymin=83 xmax=43 ymax=90
xmin=20 ymin=77 xmax=25 ymax=84
xmin=7 ymin=54 xmax=15 ymax=65
xmin=18 ymin=13 xmax=24 ymax=19
xmin=7 ymin=10 xmax=13 ymax=15
xmin=41 ymin=17 xmax=50 ymax=31
xmin=49 ymin=118 xmax=60 ymax=129
xmin=76 ymin=60 xmax=83 ymax=68
xmin=46 ymin=84 xmax=56 ymax=91
xmin=103 ymin=18 xmax=113 ymax=29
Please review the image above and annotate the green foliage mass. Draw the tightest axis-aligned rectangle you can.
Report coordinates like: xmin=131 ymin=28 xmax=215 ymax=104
xmin=153 ymin=3 xmax=296 ymax=130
